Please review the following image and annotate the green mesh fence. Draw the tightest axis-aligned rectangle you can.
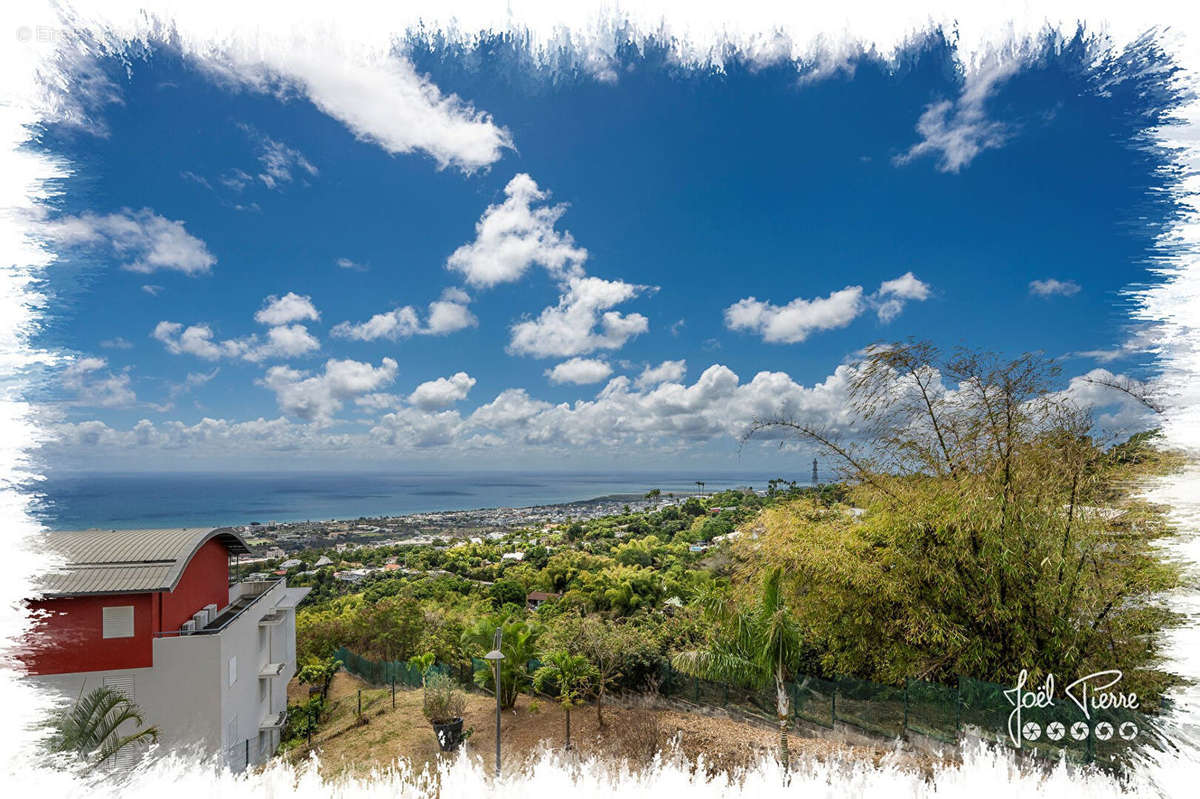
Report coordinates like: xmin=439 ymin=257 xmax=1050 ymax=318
xmin=834 ymin=676 xmax=906 ymax=738
xmin=905 ymin=679 xmax=958 ymax=744
xmin=334 ymin=647 xmax=444 ymax=688
xmin=334 ymin=648 xmax=1162 ymax=766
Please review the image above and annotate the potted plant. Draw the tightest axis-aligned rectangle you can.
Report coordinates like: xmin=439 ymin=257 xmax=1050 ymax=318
xmin=422 ymin=671 xmax=466 ymax=751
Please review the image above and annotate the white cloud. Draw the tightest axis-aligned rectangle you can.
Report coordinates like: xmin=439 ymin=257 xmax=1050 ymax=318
xmin=1057 ymin=369 xmax=1159 ymax=432
xmin=446 ymin=173 xmax=587 ymax=288
xmin=332 ymin=288 xmax=476 ymax=340
xmin=724 ymin=287 xmax=864 ymax=344
xmin=873 ymin=271 xmax=932 ymax=322
xmin=203 ymin=45 xmax=511 ymax=172
xmin=895 ymin=58 xmax=1019 ymax=173
xmin=99 ymin=337 xmax=133 ymax=350
xmin=247 ymin=128 xmax=318 ymax=189
xmin=153 ymin=321 xmax=238 ymax=360
xmin=61 ymin=357 xmax=138 ymax=409
xmin=153 ymin=320 xmax=319 ymax=362
xmin=336 ymin=257 xmax=368 ymax=271
xmin=546 ymin=357 xmax=613 ymax=385
xmin=408 ymin=372 xmax=477 ymax=410
xmin=245 ymin=324 xmax=321 ymax=361
xmin=635 ymin=359 xmax=687 ymax=389
xmin=509 ymin=276 xmax=650 ymax=358
xmin=726 ymin=272 xmax=931 ymax=343
xmin=42 ymin=208 xmax=216 ymax=275
xmin=142 ymin=284 xmax=163 ymax=296
xmin=255 ymin=292 xmax=321 ymax=325
xmin=260 ymin=357 xmax=399 ymax=422
xmin=1029 ymin=278 xmax=1082 ymax=297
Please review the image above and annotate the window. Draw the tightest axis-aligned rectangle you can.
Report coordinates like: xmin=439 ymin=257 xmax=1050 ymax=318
xmin=228 ymin=655 xmax=238 ymax=687
xmin=101 ymin=606 xmax=134 ymax=638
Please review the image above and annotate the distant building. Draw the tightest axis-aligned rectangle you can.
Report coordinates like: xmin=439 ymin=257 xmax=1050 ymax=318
xmin=23 ymin=528 xmax=308 ymax=772
xmin=313 ymin=556 xmax=333 ymax=568
xmin=278 ymin=559 xmax=302 ymax=570
xmin=501 ymin=551 xmax=525 ymax=561
xmin=526 ymin=591 xmax=561 ymax=610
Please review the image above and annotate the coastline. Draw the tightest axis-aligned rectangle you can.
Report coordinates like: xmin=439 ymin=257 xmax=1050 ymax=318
xmin=32 ymin=470 xmax=783 ymax=531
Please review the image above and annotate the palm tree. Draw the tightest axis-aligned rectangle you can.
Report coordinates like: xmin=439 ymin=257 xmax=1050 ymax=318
xmin=532 ymin=650 xmax=596 ymax=750
xmin=672 ymin=567 xmax=802 ymax=769
xmin=462 ymin=614 xmax=542 ymax=709
xmin=47 ymin=685 xmax=159 ymax=769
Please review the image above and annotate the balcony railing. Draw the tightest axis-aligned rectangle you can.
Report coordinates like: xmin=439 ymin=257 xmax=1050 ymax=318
xmin=154 ymin=578 xmax=284 ymax=637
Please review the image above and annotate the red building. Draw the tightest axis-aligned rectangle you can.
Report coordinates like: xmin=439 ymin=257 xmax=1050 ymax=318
xmin=26 ymin=528 xmax=308 ymax=770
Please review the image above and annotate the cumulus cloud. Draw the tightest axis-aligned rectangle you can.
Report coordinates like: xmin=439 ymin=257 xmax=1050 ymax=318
xmin=1056 ymin=368 xmax=1159 ymax=432
xmin=336 ymin=257 xmax=368 ymax=271
xmin=635 ymin=359 xmax=687 ymax=389
xmin=446 ymin=174 xmax=587 ymax=288
xmin=332 ymin=288 xmax=477 ymax=341
xmin=895 ymin=58 xmax=1019 ymax=173
xmin=152 ymin=320 xmax=319 ymax=362
xmin=725 ymin=272 xmax=930 ymax=343
xmin=546 ymin=357 xmax=613 ymax=385
xmin=255 ymin=292 xmax=321 ymax=325
xmin=99 ymin=337 xmax=133 ymax=350
xmin=725 ymin=287 xmax=863 ymax=344
xmin=873 ymin=271 xmax=932 ymax=322
xmin=260 ymin=357 xmax=399 ymax=422
xmin=42 ymin=208 xmax=216 ymax=275
xmin=509 ymin=276 xmax=650 ymax=358
xmin=1029 ymin=278 xmax=1082 ymax=297
xmin=408 ymin=372 xmax=477 ymax=410
xmin=61 ymin=357 xmax=137 ymax=408
xmin=52 ymin=358 xmax=1153 ymax=459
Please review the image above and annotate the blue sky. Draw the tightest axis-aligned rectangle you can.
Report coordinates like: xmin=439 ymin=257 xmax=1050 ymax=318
xmin=32 ymin=30 xmax=1178 ymax=471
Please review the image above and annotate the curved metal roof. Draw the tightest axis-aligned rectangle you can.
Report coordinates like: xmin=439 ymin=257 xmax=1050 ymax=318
xmin=36 ymin=528 xmax=251 ymax=598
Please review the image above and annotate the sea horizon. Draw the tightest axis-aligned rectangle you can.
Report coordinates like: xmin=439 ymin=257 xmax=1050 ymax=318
xmin=30 ymin=469 xmax=804 ymax=531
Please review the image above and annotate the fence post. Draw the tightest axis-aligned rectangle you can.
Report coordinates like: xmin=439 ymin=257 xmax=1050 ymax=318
xmin=392 ymin=677 xmax=396 ymax=709
xmin=358 ymin=688 xmax=362 ymax=719
xmin=245 ymin=738 xmax=250 ymax=770
xmin=955 ymin=676 xmax=962 ymax=736
xmin=831 ymin=682 xmax=837 ymax=724
xmin=903 ymin=679 xmax=910 ymax=734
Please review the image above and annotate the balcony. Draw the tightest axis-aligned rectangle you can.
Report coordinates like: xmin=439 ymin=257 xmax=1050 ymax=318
xmin=258 ymin=662 xmax=285 ymax=679
xmin=154 ymin=579 xmax=284 ymax=637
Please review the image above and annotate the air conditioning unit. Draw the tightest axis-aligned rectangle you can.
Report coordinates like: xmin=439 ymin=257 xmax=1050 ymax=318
xmin=193 ymin=610 xmax=210 ymax=628
xmin=181 ymin=620 xmax=197 ymax=635
xmin=203 ymin=603 xmax=218 ymax=617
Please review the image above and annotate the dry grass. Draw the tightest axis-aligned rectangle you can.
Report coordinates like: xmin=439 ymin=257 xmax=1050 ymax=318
xmin=285 ymin=673 xmax=921 ymax=780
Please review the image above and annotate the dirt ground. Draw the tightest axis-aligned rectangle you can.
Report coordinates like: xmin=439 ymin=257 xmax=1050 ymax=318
xmin=286 ymin=672 xmax=919 ymax=779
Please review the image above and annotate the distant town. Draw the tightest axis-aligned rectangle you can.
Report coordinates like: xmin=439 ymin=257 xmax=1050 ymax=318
xmin=221 ymin=487 xmax=757 ymax=576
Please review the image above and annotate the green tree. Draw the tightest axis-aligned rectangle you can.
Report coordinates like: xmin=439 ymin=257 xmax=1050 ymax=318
xmin=533 ymin=650 xmax=597 ymax=750
xmin=296 ymin=655 xmax=343 ymax=701
xmin=673 ymin=567 xmax=803 ymax=769
xmin=461 ymin=614 xmax=543 ymax=709
xmin=490 ymin=578 xmax=527 ymax=609
xmin=743 ymin=341 xmax=1183 ymax=698
xmin=47 ymin=686 xmax=159 ymax=769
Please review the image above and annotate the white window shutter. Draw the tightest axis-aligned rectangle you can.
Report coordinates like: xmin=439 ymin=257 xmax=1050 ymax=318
xmin=102 ymin=606 xmax=135 ymax=638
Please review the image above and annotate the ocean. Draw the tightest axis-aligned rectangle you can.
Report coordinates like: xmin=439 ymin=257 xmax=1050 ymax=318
xmin=29 ymin=470 xmax=795 ymax=530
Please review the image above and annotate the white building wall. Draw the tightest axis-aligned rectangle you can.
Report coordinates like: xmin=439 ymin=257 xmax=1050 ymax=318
xmin=29 ymin=580 xmax=309 ymax=772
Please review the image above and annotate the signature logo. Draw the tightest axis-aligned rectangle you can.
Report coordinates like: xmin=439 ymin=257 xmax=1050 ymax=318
xmin=1002 ymin=669 xmax=1139 ymax=747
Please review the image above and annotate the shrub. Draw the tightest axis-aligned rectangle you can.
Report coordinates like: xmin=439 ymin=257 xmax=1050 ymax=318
xmin=422 ymin=672 xmax=466 ymax=723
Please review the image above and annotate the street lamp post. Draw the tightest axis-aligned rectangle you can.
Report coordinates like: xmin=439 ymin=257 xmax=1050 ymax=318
xmin=483 ymin=628 xmax=505 ymax=778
